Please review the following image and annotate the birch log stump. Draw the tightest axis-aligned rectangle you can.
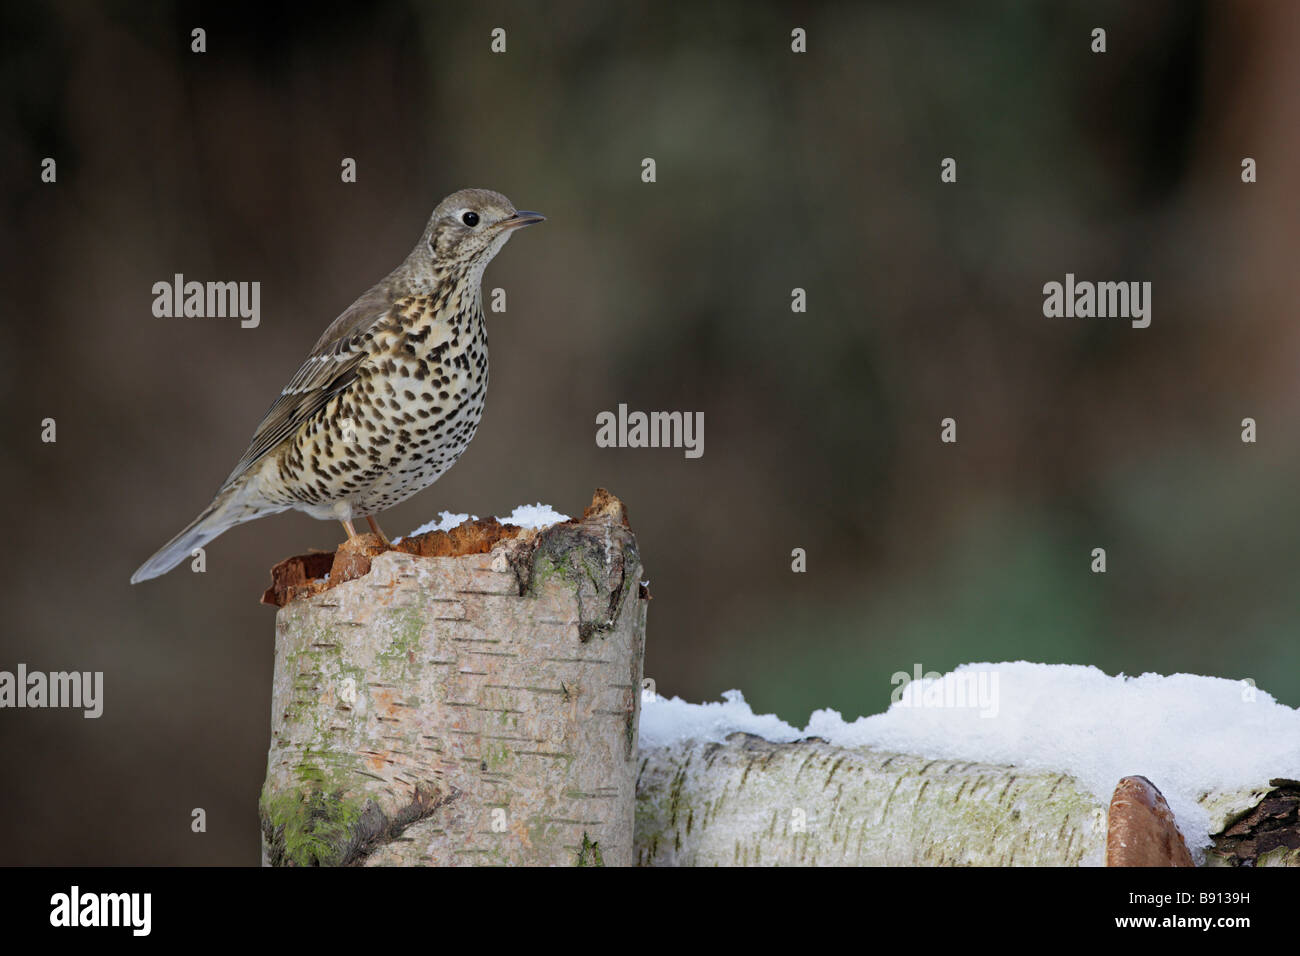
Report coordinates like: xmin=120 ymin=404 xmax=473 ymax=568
xmin=260 ymin=489 xmax=647 ymax=866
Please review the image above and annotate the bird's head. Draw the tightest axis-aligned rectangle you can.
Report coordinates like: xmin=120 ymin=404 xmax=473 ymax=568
xmin=419 ymin=188 xmax=544 ymax=271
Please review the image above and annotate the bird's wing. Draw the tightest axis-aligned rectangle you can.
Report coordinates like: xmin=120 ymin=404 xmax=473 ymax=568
xmin=220 ymin=279 xmax=400 ymax=488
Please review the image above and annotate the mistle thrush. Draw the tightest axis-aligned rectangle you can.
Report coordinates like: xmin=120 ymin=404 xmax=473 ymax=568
xmin=131 ymin=188 xmax=544 ymax=583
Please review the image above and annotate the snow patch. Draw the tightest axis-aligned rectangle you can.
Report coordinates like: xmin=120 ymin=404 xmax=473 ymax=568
xmin=640 ymin=689 xmax=805 ymax=747
xmin=398 ymin=511 xmax=478 ymax=543
xmin=398 ymin=503 xmax=569 ymax=543
xmin=495 ymin=503 xmax=570 ymax=529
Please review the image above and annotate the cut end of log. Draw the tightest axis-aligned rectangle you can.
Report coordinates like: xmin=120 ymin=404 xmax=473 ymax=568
xmin=1105 ymin=774 xmax=1195 ymax=867
xmin=261 ymin=489 xmax=631 ymax=607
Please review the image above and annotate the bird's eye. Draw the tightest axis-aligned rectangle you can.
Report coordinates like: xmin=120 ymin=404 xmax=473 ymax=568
xmin=461 ymin=211 xmax=480 ymax=227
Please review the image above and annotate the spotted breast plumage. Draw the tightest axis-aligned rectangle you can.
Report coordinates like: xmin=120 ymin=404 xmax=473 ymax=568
xmin=131 ymin=188 xmax=544 ymax=584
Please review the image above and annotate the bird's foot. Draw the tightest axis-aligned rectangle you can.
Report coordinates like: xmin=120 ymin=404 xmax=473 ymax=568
xmin=365 ymin=515 xmax=393 ymax=549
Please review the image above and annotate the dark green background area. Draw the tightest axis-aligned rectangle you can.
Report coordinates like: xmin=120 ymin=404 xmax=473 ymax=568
xmin=2 ymin=0 xmax=1296 ymax=864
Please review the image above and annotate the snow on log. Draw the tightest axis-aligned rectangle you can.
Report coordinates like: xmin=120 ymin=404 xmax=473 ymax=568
xmin=633 ymin=670 xmax=1300 ymax=867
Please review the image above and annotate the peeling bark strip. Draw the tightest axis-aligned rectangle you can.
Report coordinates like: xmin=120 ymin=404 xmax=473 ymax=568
xmin=262 ymin=782 xmax=455 ymax=867
xmin=260 ymin=490 xmax=648 ymax=866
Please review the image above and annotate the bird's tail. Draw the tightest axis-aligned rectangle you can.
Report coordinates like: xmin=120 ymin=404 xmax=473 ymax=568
xmin=130 ymin=483 xmax=277 ymax=584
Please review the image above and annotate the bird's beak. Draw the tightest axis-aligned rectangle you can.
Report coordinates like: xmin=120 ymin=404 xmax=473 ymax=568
xmin=500 ymin=210 xmax=546 ymax=230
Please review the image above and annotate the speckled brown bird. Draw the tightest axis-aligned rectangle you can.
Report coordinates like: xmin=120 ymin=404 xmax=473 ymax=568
xmin=131 ymin=188 xmax=544 ymax=583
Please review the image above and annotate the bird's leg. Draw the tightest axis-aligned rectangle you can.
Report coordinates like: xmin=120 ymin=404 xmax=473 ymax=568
xmin=340 ymin=519 xmax=359 ymax=542
xmin=366 ymin=515 xmax=392 ymax=548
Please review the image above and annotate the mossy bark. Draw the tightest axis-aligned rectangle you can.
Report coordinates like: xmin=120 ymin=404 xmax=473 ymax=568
xmin=260 ymin=498 xmax=647 ymax=866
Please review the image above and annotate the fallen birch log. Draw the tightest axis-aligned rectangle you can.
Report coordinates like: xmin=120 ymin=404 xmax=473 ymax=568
xmin=631 ymin=663 xmax=1299 ymax=866
xmin=633 ymin=734 xmax=1298 ymax=866
xmin=634 ymin=733 xmax=1108 ymax=866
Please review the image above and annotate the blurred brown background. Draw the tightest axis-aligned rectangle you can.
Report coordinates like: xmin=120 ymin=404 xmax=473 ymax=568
xmin=2 ymin=0 xmax=1299 ymax=864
